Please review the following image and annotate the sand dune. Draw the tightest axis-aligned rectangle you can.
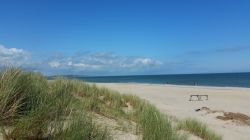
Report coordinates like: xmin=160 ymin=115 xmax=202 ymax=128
xmin=97 ymin=83 xmax=250 ymax=140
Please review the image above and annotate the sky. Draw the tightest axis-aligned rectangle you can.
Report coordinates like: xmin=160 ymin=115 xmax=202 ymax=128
xmin=0 ymin=0 xmax=250 ymax=76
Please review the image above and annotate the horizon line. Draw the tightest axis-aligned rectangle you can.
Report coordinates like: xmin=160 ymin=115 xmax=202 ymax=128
xmin=47 ymin=71 xmax=250 ymax=77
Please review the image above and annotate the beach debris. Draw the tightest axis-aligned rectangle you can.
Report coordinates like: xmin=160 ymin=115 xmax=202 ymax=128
xmin=195 ymin=106 xmax=250 ymax=125
xmin=195 ymin=107 xmax=210 ymax=112
xmin=196 ymin=107 xmax=223 ymax=114
xmin=216 ymin=112 xmax=250 ymax=125
xmin=195 ymin=108 xmax=201 ymax=112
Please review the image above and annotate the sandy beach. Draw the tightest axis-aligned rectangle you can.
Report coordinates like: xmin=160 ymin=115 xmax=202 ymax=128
xmin=97 ymin=83 xmax=250 ymax=140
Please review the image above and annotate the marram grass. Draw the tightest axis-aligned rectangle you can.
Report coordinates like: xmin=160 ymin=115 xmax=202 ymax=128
xmin=0 ymin=68 xmax=222 ymax=140
xmin=177 ymin=118 xmax=222 ymax=140
xmin=0 ymin=68 xmax=109 ymax=140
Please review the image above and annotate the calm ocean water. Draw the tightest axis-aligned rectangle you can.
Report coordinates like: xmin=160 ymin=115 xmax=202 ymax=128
xmin=51 ymin=72 xmax=250 ymax=88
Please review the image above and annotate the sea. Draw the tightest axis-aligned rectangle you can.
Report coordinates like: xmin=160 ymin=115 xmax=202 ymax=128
xmin=49 ymin=72 xmax=250 ymax=88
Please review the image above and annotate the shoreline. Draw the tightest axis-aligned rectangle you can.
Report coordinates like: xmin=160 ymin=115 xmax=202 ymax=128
xmin=92 ymin=82 xmax=250 ymax=90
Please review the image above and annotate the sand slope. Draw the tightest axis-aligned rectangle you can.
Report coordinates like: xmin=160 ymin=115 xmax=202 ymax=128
xmin=97 ymin=83 xmax=250 ymax=140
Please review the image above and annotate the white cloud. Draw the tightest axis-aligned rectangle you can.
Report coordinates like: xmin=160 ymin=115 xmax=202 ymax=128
xmin=72 ymin=63 xmax=102 ymax=69
xmin=0 ymin=44 xmax=30 ymax=66
xmin=48 ymin=61 xmax=61 ymax=68
xmin=133 ymin=58 xmax=162 ymax=66
xmin=47 ymin=52 xmax=162 ymax=73
xmin=0 ymin=44 xmax=163 ymax=75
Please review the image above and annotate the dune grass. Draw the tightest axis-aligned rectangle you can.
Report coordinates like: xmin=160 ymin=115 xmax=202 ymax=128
xmin=0 ymin=68 xmax=222 ymax=140
xmin=177 ymin=119 xmax=222 ymax=140
xmin=0 ymin=68 xmax=109 ymax=140
xmin=137 ymin=103 xmax=184 ymax=140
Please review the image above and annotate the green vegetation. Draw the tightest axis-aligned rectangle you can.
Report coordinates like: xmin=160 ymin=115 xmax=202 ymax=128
xmin=0 ymin=68 xmax=108 ymax=140
xmin=0 ymin=68 xmax=222 ymax=140
xmin=177 ymin=119 xmax=222 ymax=140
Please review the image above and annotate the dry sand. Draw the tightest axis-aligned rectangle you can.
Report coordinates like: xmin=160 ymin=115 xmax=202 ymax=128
xmin=96 ymin=83 xmax=250 ymax=140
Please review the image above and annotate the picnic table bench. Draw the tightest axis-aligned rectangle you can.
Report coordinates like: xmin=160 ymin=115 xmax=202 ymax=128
xmin=189 ymin=95 xmax=208 ymax=101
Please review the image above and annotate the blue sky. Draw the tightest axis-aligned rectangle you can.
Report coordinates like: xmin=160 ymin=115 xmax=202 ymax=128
xmin=0 ymin=0 xmax=250 ymax=75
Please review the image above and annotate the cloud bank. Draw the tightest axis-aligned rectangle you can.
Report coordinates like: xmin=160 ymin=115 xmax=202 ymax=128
xmin=48 ymin=52 xmax=161 ymax=69
xmin=0 ymin=45 xmax=30 ymax=67
xmin=0 ymin=45 xmax=162 ymax=75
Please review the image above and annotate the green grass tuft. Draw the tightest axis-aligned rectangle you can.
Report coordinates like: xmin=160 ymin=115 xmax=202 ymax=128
xmin=177 ymin=118 xmax=222 ymax=140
